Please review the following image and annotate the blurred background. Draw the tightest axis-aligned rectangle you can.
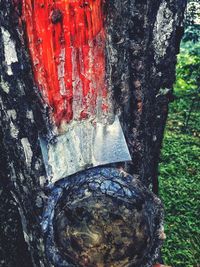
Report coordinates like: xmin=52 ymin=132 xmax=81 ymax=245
xmin=159 ymin=1 xmax=200 ymax=266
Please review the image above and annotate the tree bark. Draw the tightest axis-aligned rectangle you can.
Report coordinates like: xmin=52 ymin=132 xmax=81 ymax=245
xmin=0 ymin=0 xmax=186 ymax=266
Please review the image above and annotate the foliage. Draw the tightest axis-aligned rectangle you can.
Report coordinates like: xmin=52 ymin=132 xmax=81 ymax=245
xmin=183 ymin=25 xmax=200 ymax=43
xmin=159 ymin=23 xmax=200 ymax=267
xmin=159 ymin=132 xmax=200 ymax=267
xmin=184 ymin=0 xmax=200 ymax=43
xmin=185 ymin=1 xmax=200 ymax=27
xmin=171 ymin=39 xmax=200 ymax=135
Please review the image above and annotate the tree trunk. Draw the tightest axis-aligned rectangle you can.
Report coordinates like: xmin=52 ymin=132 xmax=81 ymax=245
xmin=0 ymin=0 xmax=186 ymax=266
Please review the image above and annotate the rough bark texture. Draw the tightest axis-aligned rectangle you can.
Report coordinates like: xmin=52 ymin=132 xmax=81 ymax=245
xmin=0 ymin=0 xmax=186 ymax=266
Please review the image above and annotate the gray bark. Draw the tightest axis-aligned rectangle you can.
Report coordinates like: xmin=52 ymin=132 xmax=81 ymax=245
xmin=0 ymin=0 xmax=186 ymax=266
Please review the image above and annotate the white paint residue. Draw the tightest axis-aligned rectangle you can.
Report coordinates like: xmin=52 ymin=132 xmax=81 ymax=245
xmin=39 ymin=176 xmax=46 ymax=187
xmin=58 ymin=48 xmax=66 ymax=96
xmin=17 ymin=80 xmax=26 ymax=95
xmin=1 ymin=27 xmax=18 ymax=76
xmin=10 ymin=121 xmax=19 ymax=139
xmin=0 ymin=77 xmax=10 ymax=93
xmin=21 ymin=138 xmax=33 ymax=167
xmin=153 ymin=2 xmax=174 ymax=61
xmin=71 ymin=47 xmax=86 ymax=121
xmin=35 ymin=160 xmax=40 ymax=170
xmin=26 ymin=110 xmax=34 ymax=123
xmin=39 ymin=261 xmax=45 ymax=267
xmin=7 ymin=109 xmax=17 ymax=120
xmin=19 ymin=173 xmax=24 ymax=182
xmin=23 ymin=231 xmax=30 ymax=243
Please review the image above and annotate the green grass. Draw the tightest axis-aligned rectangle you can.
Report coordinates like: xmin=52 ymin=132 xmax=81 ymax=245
xmin=159 ymin=131 xmax=200 ymax=267
xmin=159 ymin=42 xmax=200 ymax=267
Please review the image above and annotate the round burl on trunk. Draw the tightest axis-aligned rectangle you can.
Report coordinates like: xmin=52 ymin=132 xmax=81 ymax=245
xmin=43 ymin=168 xmax=164 ymax=267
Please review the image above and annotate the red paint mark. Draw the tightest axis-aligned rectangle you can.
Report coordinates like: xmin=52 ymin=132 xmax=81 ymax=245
xmin=22 ymin=0 xmax=108 ymax=128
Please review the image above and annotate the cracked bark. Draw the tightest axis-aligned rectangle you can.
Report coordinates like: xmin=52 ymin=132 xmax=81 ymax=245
xmin=0 ymin=0 xmax=186 ymax=266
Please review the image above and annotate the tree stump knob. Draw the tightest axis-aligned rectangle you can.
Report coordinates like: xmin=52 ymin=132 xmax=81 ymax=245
xmin=42 ymin=168 xmax=164 ymax=267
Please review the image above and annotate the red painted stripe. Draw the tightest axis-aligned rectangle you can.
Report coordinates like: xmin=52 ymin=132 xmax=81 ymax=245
xmin=22 ymin=0 xmax=108 ymax=128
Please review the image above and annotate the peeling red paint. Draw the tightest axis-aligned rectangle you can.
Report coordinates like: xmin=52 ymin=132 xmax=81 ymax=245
xmin=22 ymin=0 xmax=108 ymax=127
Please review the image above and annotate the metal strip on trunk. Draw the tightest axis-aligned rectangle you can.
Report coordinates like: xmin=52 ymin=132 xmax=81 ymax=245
xmin=39 ymin=116 xmax=131 ymax=183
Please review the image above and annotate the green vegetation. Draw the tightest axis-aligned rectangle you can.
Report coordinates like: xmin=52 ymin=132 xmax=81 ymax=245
xmin=159 ymin=27 xmax=200 ymax=267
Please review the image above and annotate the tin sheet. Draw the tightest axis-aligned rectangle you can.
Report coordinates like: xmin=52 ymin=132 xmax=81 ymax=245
xmin=39 ymin=116 xmax=131 ymax=183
